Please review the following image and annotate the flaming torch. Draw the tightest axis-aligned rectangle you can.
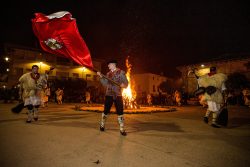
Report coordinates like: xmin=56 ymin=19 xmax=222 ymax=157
xmin=122 ymin=57 xmax=140 ymax=109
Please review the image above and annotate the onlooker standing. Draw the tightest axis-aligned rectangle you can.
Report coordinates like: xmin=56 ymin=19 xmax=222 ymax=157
xmin=55 ymin=88 xmax=63 ymax=104
xmin=85 ymin=90 xmax=91 ymax=104
xmin=242 ymin=87 xmax=250 ymax=107
xmin=42 ymin=86 xmax=50 ymax=107
xmin=147 ymin=93 xmax=152 ymax=106
xmin=174 ymin=90 xmax=182 ymax=106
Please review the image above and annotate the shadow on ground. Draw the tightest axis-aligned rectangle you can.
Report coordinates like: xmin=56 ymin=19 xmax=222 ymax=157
xmin=227 ymin=117 xmax=250 ymax=129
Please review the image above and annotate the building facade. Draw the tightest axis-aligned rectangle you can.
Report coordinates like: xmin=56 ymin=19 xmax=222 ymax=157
xmin=133 ymin=73 xmax=170 ymax=96
xmin=1 ymin=44 xmax=103 ymax=88
xmin=177 ymin=56 xmax=250 ymax=95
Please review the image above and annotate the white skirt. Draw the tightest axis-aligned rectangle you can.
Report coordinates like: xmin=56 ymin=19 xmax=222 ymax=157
xmin=24 ymin=95 xmax=42 ymax=106
xmin=207 ymin=101 xmax=221 ymax=112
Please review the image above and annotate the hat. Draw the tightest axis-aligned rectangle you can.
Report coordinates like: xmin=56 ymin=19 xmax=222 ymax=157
xmin=107 ymin=60 xmax=118 ymax=65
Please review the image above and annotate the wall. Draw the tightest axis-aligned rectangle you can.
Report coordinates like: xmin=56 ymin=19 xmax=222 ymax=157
xmin=133 ymin=73 xmax=168 ymax=95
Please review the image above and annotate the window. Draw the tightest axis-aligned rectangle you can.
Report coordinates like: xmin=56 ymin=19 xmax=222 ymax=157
xmin=86 ymin=74 xmax=91 ymax=78
xmin=56 ymin=71 xmax=69 ymax=77
xmin=72 ymin=73 xmax=79 ymax=78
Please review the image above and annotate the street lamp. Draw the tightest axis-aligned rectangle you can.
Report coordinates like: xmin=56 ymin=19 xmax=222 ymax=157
xmin=82 ymin=67 xmax=86 ymax=79
xmin=81 ymin=67 xmax=89 ymax=87
xmin=5 ymin=57 xmax=9 ymax=62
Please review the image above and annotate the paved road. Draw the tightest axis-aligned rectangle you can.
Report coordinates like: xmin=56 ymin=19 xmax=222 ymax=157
xmin=0 ymin=102 xmax=250 ymax=167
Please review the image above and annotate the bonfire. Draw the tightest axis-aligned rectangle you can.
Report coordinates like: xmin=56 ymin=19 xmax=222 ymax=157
xmin=122 ymin=57 xmax=140 ymax=109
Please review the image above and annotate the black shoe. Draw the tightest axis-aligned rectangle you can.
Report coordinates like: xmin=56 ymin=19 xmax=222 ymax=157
xmin=34 ymin=117 xmax=38 ymax=121
xmin=203 ymin=117 xmax=208 ymax=124
xmin=100 ymin=126 xmax=105 ymax=131
xmin=211 ymin=123 xmax=220 ymax=128
xmin=120 ymin=130 xmax=127 ymax=136
xmin=26 ymin=120 xmax=32 ymax=123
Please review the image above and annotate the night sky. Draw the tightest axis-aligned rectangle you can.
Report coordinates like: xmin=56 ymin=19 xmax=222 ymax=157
xmin=1 ymin=0 xmax=250 ymax=77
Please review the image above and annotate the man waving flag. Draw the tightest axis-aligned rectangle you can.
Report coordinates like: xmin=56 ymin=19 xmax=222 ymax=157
xmin=31 ymin=11 xmax=93 ymax=69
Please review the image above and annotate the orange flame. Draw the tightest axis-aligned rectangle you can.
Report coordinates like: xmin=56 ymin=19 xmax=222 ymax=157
xmin=122 ymin=57 xmax=137 ymax=108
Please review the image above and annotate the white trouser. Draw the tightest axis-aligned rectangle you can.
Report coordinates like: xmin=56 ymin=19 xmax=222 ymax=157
xmin=205 ymin=101 xmax=222 ymax=124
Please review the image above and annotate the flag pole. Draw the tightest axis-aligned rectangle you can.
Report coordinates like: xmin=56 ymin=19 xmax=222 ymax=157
xmin=85 ymin=67 xmax=121 ymax=87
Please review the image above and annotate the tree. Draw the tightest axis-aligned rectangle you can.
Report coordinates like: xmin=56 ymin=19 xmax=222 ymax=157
xmin=225 ymin=72 xmax=250 ymax=105
xmin=225 ymin=72 xmax=250 ymax=91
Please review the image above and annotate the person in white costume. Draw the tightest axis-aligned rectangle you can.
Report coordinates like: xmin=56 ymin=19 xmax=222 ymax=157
xmin=19 ymin=65 xmax=49 ymax=123
xmin=198 ymin=66 xmax=227 ymax=128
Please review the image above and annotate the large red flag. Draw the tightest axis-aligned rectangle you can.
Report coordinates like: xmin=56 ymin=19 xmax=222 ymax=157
xmin=31 ymin=11 xmax=93 ymax=69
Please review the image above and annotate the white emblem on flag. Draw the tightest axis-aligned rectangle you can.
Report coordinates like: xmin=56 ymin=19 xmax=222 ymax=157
xmin=44 ymin=38 xmax=62 ymax=50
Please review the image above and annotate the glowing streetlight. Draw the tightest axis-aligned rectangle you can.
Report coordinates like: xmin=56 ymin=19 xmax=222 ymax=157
xmin=6 ymin=68 xmax=9 ymax=72
xmin=82 ymin=67 xmax=86 ymax=79
xmin=201 ymin=64 xmax=205 ymax=67
xmin=5 ymin=57 xmax=9 ymax=62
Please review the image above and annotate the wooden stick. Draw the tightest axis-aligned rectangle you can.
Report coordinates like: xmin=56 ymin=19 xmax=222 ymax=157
xmin=87 ymin=67 xmax=121 ymax=87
